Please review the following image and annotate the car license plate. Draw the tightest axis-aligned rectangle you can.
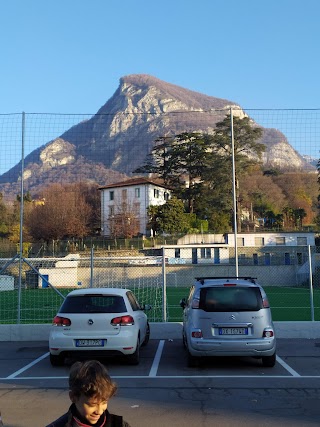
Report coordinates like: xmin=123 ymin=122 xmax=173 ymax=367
xmin=76 ymin=339 xmax=105 ymax=347
xmin=219 ymin=328 xmax=248 ymax=335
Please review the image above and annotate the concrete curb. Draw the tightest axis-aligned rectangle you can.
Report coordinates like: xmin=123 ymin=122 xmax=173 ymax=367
xmin=0 ymin=321 xmax=320 ymax=341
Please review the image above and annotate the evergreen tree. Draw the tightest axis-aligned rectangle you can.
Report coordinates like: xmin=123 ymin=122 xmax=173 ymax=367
xmin=135 ymin=132 xmax=213 ymax=213
xmin=203 ymin=114 xmax=264 ymax=231
xmin=136 ymin=114 xmax=265 ymax=232
xmin=147 ymin=198 xmax=190 ymax=234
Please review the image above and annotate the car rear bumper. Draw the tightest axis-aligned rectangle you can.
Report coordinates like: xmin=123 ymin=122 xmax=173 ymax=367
xmin=51 ymin=349 xmax=130 ymax=359
xmin=188 ymin=337 xmax=276 ymax=357
xmin=49 ymin=331 xmax=138 ymax=356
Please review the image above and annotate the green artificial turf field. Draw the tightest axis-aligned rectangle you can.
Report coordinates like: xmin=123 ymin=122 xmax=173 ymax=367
xmin=166 ymin=286 xmax=319 ymax=322
xmin=0 ymin=285 xmax=319 ymax=324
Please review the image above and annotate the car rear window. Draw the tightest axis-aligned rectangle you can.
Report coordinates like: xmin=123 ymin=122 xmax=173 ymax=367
xmin=59 ymin=295 xmax=127 ymax=314
xmin=199 ymin=287 xmax=263 ymax=312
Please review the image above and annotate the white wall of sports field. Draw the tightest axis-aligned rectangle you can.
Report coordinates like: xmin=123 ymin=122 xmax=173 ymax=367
xmin=1 ymin=321 xmax=320 ymax=341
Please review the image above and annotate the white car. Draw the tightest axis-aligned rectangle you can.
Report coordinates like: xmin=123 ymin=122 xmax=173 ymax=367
xmin=49 ymin=288 xmax=151 ymax=366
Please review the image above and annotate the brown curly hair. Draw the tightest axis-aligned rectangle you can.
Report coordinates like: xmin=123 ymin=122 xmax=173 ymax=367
xmin=69 ymin=360 xmax=117 ymax=400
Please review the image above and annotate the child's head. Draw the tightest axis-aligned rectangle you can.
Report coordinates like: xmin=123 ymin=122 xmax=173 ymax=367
xmin=69 ymin=360 xmax=118 ymax=424
xmin=69 ymin=360 xmax=117 ymax=401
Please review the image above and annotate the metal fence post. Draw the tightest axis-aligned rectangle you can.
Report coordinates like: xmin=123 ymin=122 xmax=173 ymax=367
xmin=230 ymin=108 xmax=239 ymax=277
xmin=308 ymin=245 xmax=315 ymax=321
xmin=17 ymin=112 xmax=25 ymax=324
xmin=162 ymin=246 xmax=167 ymax=322
xmin=90 ymin=247 xmax=94 ymax=288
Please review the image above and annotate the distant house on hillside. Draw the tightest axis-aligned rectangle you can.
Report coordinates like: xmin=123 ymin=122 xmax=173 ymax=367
xmin=225 ymin=232 xmax=315 ymax=248
xmin=167 ymin=231 xmax=315 ymax=267
xmin=99 ymin=177 xmax=171 ymax=237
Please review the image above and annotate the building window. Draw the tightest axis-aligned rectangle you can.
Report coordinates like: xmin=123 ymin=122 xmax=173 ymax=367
xmin=284 ymin=253 xmax=291 ymax=265
xmin=254 ymin=237 xmax=265 ymax=246
xmin=109 ymin=206 xmax=114 ymax=216
xmin=192 ymin=248 xmax=198 ymax=264
xmin=297 ymin=237 xmax=307 ymax=246
xmin=175 ymin=248 xmax=180 ymax=258
xmin=154 ymin=189 xmax=160 ymax=198
xmin=164 ymin=192 xmax=170 ymax=200
xmin=276 ymin=237 xmax=285 ymax=245
xmin=109 ymin=191 xmax=114 ymax=201
xmin=239 ymin=254 xmax=246 ymax=263
xmin=265 ymin=253 xmax=271 ymax=265
xmin=297 ymin=253 xmax=303 ymax=265
xmin=201 ymin=248 xmax=211 ymax=259
xmin=237 ymin=237 xmax=245 ymax=247
xmin=135 ymin=188 xmax=140 ymax=198
xmin=133 ymin=202 xmax=140 ymax=214
xmin=253 ymin=253 xmax=258 ymax=265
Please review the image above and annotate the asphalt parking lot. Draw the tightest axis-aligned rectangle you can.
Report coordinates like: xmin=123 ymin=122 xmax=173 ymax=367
xmin=1 ymin=338 xmax=320 ymax=427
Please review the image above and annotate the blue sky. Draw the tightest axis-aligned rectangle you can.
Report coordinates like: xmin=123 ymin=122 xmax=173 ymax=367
xmin=2 ymin=0 xmax=319 ymax=112
xmin=1 ymin=0 xmax=319 ymax=174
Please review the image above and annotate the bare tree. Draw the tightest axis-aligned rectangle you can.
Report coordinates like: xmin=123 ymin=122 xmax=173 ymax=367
xmin=26 ymin=183 xmax=92 ymax=241
xmin=109 ymin=199 xmax=140 ymax=239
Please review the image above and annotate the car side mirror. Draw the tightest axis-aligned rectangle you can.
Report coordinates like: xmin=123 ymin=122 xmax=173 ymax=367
xmin=179 ymin=298 xmax=186 ymax=309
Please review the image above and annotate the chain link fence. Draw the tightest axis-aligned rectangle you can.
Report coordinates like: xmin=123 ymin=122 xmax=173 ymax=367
xmin=0 ymin=245 xmax=319 ymax=324
xmin=0 ymin=110 xmax=319 ymax=325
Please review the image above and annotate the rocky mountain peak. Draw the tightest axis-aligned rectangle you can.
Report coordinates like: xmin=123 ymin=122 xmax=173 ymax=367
xmin=0 ymin=74 xmax=314 ymax=199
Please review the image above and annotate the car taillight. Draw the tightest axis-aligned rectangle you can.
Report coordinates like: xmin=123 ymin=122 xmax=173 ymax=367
xmin=223 ymin=283 xmax=236 ymax=286
xmin=262 ymin=297 xmax=270 ymax=308
xmin=111 ymin=315 xmax=134 ymax=326
xmin=263 ymin=329 xmax=274 ymax=338
xmin=52 ymin=315 xmax=71 ymax=327
xmin=191 ymin=329 xmax=203 ymax=338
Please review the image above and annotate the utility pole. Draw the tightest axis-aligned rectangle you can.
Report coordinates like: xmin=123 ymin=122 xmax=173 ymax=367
xmin=230 ymin=109 xmax=239 ymax=277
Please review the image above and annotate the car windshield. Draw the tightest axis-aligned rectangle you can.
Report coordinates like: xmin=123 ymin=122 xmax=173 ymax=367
xmin=59 ymin=295 xmax=127 ymax=313
xmin=199 ymin=286 xmax=263 ymax=312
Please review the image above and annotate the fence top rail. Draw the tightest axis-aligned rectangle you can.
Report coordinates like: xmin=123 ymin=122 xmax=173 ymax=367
xmin=161 ymin=244 xmax=230 ymax=249
xmin=0 ymin=256 xmax=163 ymax=262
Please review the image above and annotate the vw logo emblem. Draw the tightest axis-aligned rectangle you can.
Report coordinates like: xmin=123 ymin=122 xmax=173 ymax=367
xmin=229 ymin=314 xmax=236 ymax=320
xmin=88 ymin=319 xmax=94 ymax=325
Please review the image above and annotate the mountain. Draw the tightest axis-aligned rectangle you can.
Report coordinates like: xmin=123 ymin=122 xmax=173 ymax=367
xmin=302 ymin=154 xmax=318 ymax=168
xmin=0 ymin=74 xmax=314 ymax=198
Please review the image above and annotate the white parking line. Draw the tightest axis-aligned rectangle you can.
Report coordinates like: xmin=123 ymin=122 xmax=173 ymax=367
xmin=148 ymin=340 xmax=165 ymax=377
xmin=276 ymin=355 xmax=300 ymax=377
xmin=0 ymin=347 xmax=303 ymax=380
xmin=6 ymin=352 xmax=50 ymax=379
xmin=3 ymin=375 xmax=320 ymax=380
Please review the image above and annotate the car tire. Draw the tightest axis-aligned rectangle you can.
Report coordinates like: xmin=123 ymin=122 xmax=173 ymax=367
xmin=182 ymin=331 xmax=187 ymax=349
xmin=50 ymin=353 xmax=64 ymax=367
xmin=142 ymin=322 xmax=150 ymax=346
xmin=262 ymin=353 xmax=276 ymax=367
xmin=127 ymin=338 xmax=140 ymax=365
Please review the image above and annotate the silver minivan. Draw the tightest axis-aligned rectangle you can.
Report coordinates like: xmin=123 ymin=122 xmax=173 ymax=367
xmin=180 ymin=277 xmax=276 ymax=367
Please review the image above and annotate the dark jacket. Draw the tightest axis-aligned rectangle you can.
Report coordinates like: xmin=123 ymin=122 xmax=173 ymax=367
xmin=45 ymin=407 xmax=131 ymax=427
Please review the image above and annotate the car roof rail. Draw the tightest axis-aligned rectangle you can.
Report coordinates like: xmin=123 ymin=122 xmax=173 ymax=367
xmin=195 ymin=277 xmax=257 ymax=285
